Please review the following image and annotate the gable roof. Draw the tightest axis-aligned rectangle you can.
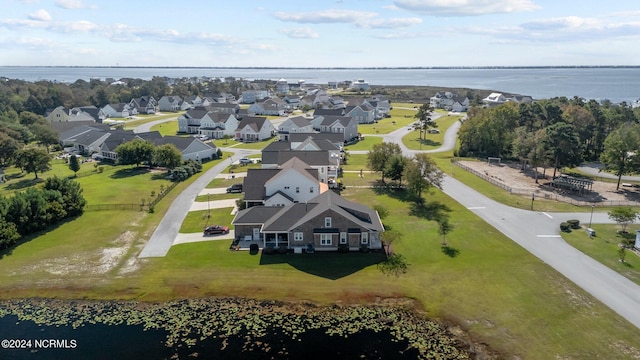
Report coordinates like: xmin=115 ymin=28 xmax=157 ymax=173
xmin=293 ymin=137 xmax=340 ymax=151
xmin=237 ymin=116 xmax=269 ymax=132
xmin=289 ymin=133 xmax=345 ymax=144
xmin=234 ymin=190 xmax=383 ymax=232
xmin=313 ymin=108 xmax=344 ymax=117
xmin=319 ymin=115 xmax=353 ymax=128
xmin=262 ymin=150 xmax=331 ymax=166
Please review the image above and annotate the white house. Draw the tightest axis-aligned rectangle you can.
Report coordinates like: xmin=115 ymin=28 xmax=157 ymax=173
xmin=199 ymin=113 xmax=239 ymax=139
xmin=243 ymin=157 xmax=326 ymax=208
xmin=235 ymin=116 xmax=276 ymax=142
xmin=101 ymin=103 xmax=134 ymax=118
xmin=275 ymin=78 xmax=290 ymax=95
xmin=351 ymin=79 xmax=370 ymax=91
xmin=45 ymin=106 xmax=70 ymax=123
xmin=482 ymin=93 xmax=508 ymax=107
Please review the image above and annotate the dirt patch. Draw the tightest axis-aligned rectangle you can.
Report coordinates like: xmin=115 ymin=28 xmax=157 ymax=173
xmin=12 ymin=230 xmax=139 ymax=278
xmin=458 ymin=160 xmax=640 ymax=205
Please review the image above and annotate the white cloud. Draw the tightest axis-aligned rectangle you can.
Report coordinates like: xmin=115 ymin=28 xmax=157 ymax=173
xmin=393 ymin=0 xmax=540 ymax=16
xmin=469 ymin=15 xmax=640 ymax=42
xmin=280 ymin=27 xmax=319 ymax=39
xmin=357 ymin=17 xmax=423 ymax=29
xmin=55 ymin=0 xmax=95 ymax=9
xmin=28 ymin=9 xmax=51 ymax=21
xmin=274 ymin=9 xmax=377 ymax=24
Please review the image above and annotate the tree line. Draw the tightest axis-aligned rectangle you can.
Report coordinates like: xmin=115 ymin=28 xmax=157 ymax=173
xmin=0 ymin=176 xmax=86 ymax=249
xmin=457 ymin=97 xmax=640 ymax=183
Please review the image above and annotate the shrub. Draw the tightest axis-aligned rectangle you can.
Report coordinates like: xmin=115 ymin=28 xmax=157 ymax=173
xmin=262 ymin=246 xmax=276 ymax=255
xmin=567 ymin=219 xmax=580 ymax=229
xmin=560 ymin=222 xmax=571 ymax=232
xmin=359 ymin=245 xmax=370 ymax=253
xmin=338 ymin=244 xmax=350 ymax=253
xmin=249 ymin=243 xmax=259 ymax=255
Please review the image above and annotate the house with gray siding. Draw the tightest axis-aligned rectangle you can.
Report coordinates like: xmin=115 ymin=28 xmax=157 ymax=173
xmin=232 ymin=190 xmax=384 ymax=252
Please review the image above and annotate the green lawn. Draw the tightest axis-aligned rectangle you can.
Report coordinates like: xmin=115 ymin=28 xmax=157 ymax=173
xmin=150 ymin=120 xmax=180 ymax=136
xmin=124 ymin=112 xmax=183 ymax=130
xmin=402 ymin=115 xmax=462 ymax=151
xmin=2 ymin=115 xmax=640 ymax=358
xmin=563 ymin=224 xmax=640 ymax=286
xmin=343 ymin=136 xmax=382 ymax=151
xmin=195 ymin=193 xmax=241 ymax=202
xmin=179 ymin=208 xmax=235 ymax=233
xmin=122 ymin=186 xmax=640 ymax=359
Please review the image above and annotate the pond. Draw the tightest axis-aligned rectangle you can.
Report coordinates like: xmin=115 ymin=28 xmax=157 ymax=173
xmin=0 ymin=298 xmax=475 ymax=359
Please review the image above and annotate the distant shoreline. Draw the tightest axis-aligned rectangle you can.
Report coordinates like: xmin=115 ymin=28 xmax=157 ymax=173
xmin=2 ymin=65 xmax=640 ymax=70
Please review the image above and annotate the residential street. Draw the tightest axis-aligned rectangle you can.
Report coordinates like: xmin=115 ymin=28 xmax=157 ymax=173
xmin=137 ymin=112 xmax=640 ymax=331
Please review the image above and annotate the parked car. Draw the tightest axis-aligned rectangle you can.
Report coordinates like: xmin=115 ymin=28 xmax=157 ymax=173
xmin=239 ymin=157 xmax=252 ymax=164
xmin=226 ymin=184 xmax=243 ymax=193
xmin=427 ymin=129 xmax=441 ymax=134
xmin=203 ymin=225 xmax=229 ymax=235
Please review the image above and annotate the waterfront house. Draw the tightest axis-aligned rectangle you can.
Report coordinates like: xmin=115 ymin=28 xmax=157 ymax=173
xmin=232 ymin=190 xmax=384 ymax=252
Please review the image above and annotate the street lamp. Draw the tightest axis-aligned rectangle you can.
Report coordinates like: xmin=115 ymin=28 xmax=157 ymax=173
xmin=530 ymin=193 xmax=535 ymax=210
xmin=589 ymin=204 xmax=594 ymax=228
xmin=207 ymin=193 xmax=211 ymax=219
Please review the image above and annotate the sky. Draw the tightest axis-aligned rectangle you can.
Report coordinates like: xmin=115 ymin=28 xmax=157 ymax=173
xmin=1 ymin=0 xmax=640 ymax=67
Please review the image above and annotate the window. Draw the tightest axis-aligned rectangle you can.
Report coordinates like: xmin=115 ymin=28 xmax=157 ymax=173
xmin=324 ymin=217 xmax=331 ymax=228
xmin=310 ymin=187 xmax=314 ymax=193
xmin=294 ymin=232 xmax=303 ymax=242
xmin=361 ymin=232 xmax=369 ymax=244
xmin=320 ymin=234 xmax=332 ymax=246
xmin=340 ymin=232 xmax=347 ymax=244
xmin=296 ymin=187 xmax=300 ymax=193
xmin=284 ymin=186 xmax=289 ymax=189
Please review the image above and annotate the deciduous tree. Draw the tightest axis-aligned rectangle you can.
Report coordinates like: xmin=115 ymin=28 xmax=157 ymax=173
xmin=404 ymin=153 xmax=443 ymax=202
xmin=153 ymin=143 xmax=183 ymax=169
xmin=115 ymin=139 xmax=155 ymax=167
xmin=15 ymin=147 xmax=51 ymax=179
xmin=367 ymin=142 xmax=402 ymax=183
xmin=600 ymin=123 xmax=640 ymax=190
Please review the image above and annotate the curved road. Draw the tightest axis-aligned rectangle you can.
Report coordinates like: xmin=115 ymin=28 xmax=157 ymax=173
xmin=138 ymin=113 xmax=640 ymax=330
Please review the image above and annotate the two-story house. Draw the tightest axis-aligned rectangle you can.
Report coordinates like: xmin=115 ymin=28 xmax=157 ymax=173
xmin=232 ymin=190 xmax=384 ymax=252
xmin=129 ymin=96 xmax=157 ymax=114
xmin=158 ymin=95 xmax=184 ymax=112
xmin=248 ymin=98 xmax=286 ymax=116
xmin=235 ymin=116 xmax=276 ymax=142
xmin=345 ymin=104 xmax=375 ymax=124
xmin=277 ymin=115 xmax=314 ymax=141
xmin=243 ymin=157 xmax=326 ymax=208
xmin=318 ymin=116 xmax=358 ymax=142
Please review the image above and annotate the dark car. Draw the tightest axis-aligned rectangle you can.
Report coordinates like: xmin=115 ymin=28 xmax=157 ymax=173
xmin=226 ymin=184 xmax=243 ymax=193
xmin=203 ymin=225 xmax=229 ymax=235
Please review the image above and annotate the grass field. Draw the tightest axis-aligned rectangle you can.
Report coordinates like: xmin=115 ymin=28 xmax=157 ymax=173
xmin=402 ymin=115 xmax=462 ymax=151
xmin=563 ymin=224 xmax=640 ymax=286
xmin=2 ymin=109 xmax=640 ymax=358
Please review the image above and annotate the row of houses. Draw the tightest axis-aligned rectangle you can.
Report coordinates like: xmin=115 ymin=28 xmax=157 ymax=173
xmin=231 ymin=132 xmax=384 ymax=252
xmin=45 ymin=94 xmax=240 ymax=123
xmin=54 ymin=122 xmax=218 ymax=162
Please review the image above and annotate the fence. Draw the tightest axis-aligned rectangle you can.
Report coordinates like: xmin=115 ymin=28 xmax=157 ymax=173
xmin=85 ymin=181 xmax=179 ymax=212
xmin=451 ymin=160 xmax=640 ymax=207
